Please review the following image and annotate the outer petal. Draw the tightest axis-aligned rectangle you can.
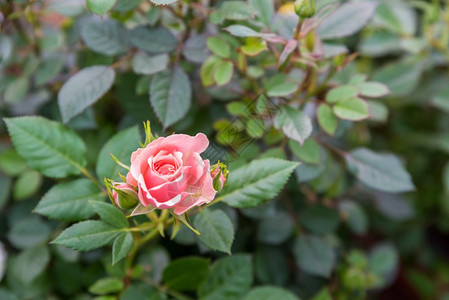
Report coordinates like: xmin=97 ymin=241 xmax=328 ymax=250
xmin=159 ymin=133 xmax=209 ymax=157
xmin=173 ymin=160 xmax=216 ymax=215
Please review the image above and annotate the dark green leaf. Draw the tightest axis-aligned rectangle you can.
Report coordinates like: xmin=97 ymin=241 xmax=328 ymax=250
xmin=194 ymin=209 xmax=234 ymax=254
xmin=81 ymin=18 xmax=128 ymax=56
xmin=162 ymin=257 xmax=209 ymax=292
xmin=293 ymin=235 xmax=336 ymax=278
xmin=274 ymin=106 xmax=312 ymax=145
xmin=129 ymin=26 xmax=177 ymax=54
xmin=243 ymin=286 xmax=300 ymax=300
xmin=112 ymin=232 xmax=133 ymax=265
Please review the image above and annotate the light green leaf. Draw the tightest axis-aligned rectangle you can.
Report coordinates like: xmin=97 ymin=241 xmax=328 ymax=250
xmin=150 ymin=67 xmax=192 ymax=128
xmin=243 ymin=286 xmax=300 ymax=300
xmin=86 ymin=0 xmax=116 ymax=15
xmin=58 ymin=66 xmax=115 ymax=123
xmin=224 ymin=25 xmax=276 ymax=39
xmin=333 ymin=97 xmax=369 ymax=121
xmin=222 ymin=158 xmax=299 ymax=208
xmin=112 ymin=232 xmax=133 ymax=264
xmin=96 ymin=126 xmax=140 ymax=181
xmin=89 ymin=201 xmax=128 ymax=228
xmin=4 ymin=116 xmax=87 ymax=178
xmin=35 ymin=179 xmax=104 ymax=221
xmin=162 ymin=257 xmax=210 ymax=292
xmin=318 ymin=1 xmax=378 ymax=39
xmin=200 ymin=56 xmax=221 ymax=87
xmin=193 ymin=209 xmax=234 ymax=254
xmin=207 ymin=37 xmax=231 ymax=59
xmin=367 ymin=100 xmax=388 ymax=122
xmin=368 ymin=244 xmax=398 ymax=281
xmin=345 ymin=148 xmax=415 ymax=193
xmin=213 ymin=60 xmax=233 ymax=86
xmin=249 ymin=0 xmax=274 ymax=27
xmin=266 ymin=74 xmax=297 ymax=97
xmin=356 ymin=82 xmax=390 ymax=98
xmin=293 ymin=235 xmax=336 ymax=278
xmin=325 ymin=85 xmax=358 ymax=104
xmin=274 ymin=106 xmax=312 ymax=145
xmin=129 ymin=26 xmax=177 ymax=54
xmin=89 ymin=278 xmax=124 ymax=295
xmin=289 ymin=139 xmax=320 ymax=164
xmin=52 ymin=220 xmax=123 ymax=251
xmin=132 ymin=52 xmax=169 ymax=75
xmin=317 ymin=104 xmax=338 ymax=135
xmin=0 ymin=149 xmax=27 ymax=176
xmin=81 ymin=18 xmax=128 ymax=56
xmin=199 ymin=255 xmax=252 ymax=300
xmin=13 ymin=170 xmax=42 ymax=200
xmin=149 ymin=0 xmax=177 ymax=4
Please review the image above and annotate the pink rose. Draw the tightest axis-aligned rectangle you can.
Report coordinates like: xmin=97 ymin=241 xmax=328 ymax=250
xmin=125 ymin=133 xmax=217 ymax=215
xmin=111 ymin=182 xmax=139 ymax=209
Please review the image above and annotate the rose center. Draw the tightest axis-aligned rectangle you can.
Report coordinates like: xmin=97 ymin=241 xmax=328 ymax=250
xmin=155 ymin=162 xmax=176 ymax=175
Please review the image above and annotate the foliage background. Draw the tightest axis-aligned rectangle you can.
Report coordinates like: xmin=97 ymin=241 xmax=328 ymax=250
xmin=1 ymin=0 xmax=449 ymax=299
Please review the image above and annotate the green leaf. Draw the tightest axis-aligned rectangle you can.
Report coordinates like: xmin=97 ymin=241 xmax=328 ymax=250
xmin=86 ymin=0 xmax=116 ymax=15
xmin=96 ymin=126 xmax=140 ymax=181
xmin=193 ymin=209 xmax=234 ymax=254
xmin=132 ymin=52 xmax=169 ymax=75
xmin=333 ymin=97 xmax=369 ymax=121
xmin=293 ymin=235 xmax=336 ymax=278
xmin=150 ymin=67 xmax=192 ymax=128
xmin=89 ymin=278 xmax=124 ymax=295
xmin=200 ymin=56 xmax=221 ymax=87
xmin=13 ymin=170 xmax=42 ymax=200
xmin=300 ymin=204 xmax=340 ymax=235
xmin=207 ymin=37 xmax=231 ymax=59
xmin=367 ymin=100 xmax=389 ymax=122
xmin=112 ymin=232 xmax=133 ymax=265
xmin=243 ymin=286 xmax=300 ymax=300
xmin=317 ymin=1 xmax=378 ymax=39
xmin=289 ymin=139 xmax=320 ymax=164
xmin=356 ymin=82 xmax=390 ymax=98
xmin=129 ymin=26 xmax=177 ymax=54
xmin=257 ymin=210 xmax=294 ymax=245
xmin=317 ymin=104 xmax=337 ymax=136
xmin=368 ymin=244 xmax=398 ymax=283
xmin=249 ymin=0 xmax=274 ymax=27
xmin=222 ymin=158 xmax=299 ymax=208
xmin=149 ymin=0 xmax=177 ymax=5
xmin=89 ymin=201 xmax=128 ymax=228
xmin=9 ymin=245 xmax=50 ymax=285
xmin=0 ymin=149 xmax=27 ymax=176
xmin=372 ymin=60 xmax=423 ymax=96
xmin=325 ymin=85 xmax=358 ymax=104
xmin=34 ymin=179 xmax=104 ymax=221
xmin=224 ymin=25 xmax=276 ymax=39
xmin=241 ymin=37 xmax=267 ymax=57
xmin=220 ymin=1 xmax=254 ymax=20
xmin=52 ymin=220 xmax=123 ymax=251
xmin=80 ymin=18 xmax=128 ymax=56
xmin=213 ymin=60 xmax=233 ymax=86
xmin=58 ymin=66 xmax=115 ymax=123
xmin=120 ymin=283 xmax=167 ymax=300
xmin=198 ymin=255 xmax=252 ymax=300
xmin=113 ymin=0 xmax=141 ymax=11
xmin=35 ymin=55 xmax=65 ymax=86
xmin=4 ymin=77 xmax=28 ymax=104
xmin=274 ymin=106 xmax=312 ymax=145
xmin=338 ymin=200 xmax=368 ymax=235
xmin=8 ymin=216 xmax=51 ymax=249
xmin=4 ymin=116 xmax=87 ymax=178
xmin=162 ymin=257 xmax=210 ymax=292
xmin=311 ymin=288 xmax=332 ymax=300
xmin=345 ymin=148 xmax=415 ymax=193
xmin=0 ymin=176 xmax=11 ymax=212
xmin=266 ymin=74 xmax=297 ymax=97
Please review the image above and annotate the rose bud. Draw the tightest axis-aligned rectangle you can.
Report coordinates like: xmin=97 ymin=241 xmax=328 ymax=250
xmin=111 ymin=182 xmax=139 ymax=210
xmin=211 ymin=164 xmax=228 ymax=192
xmin=294 ymin=0 xmax=316 ymax=19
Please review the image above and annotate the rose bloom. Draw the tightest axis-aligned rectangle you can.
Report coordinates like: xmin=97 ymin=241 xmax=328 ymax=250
xmin=125 ymin=133 xmax=217 ymax=215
